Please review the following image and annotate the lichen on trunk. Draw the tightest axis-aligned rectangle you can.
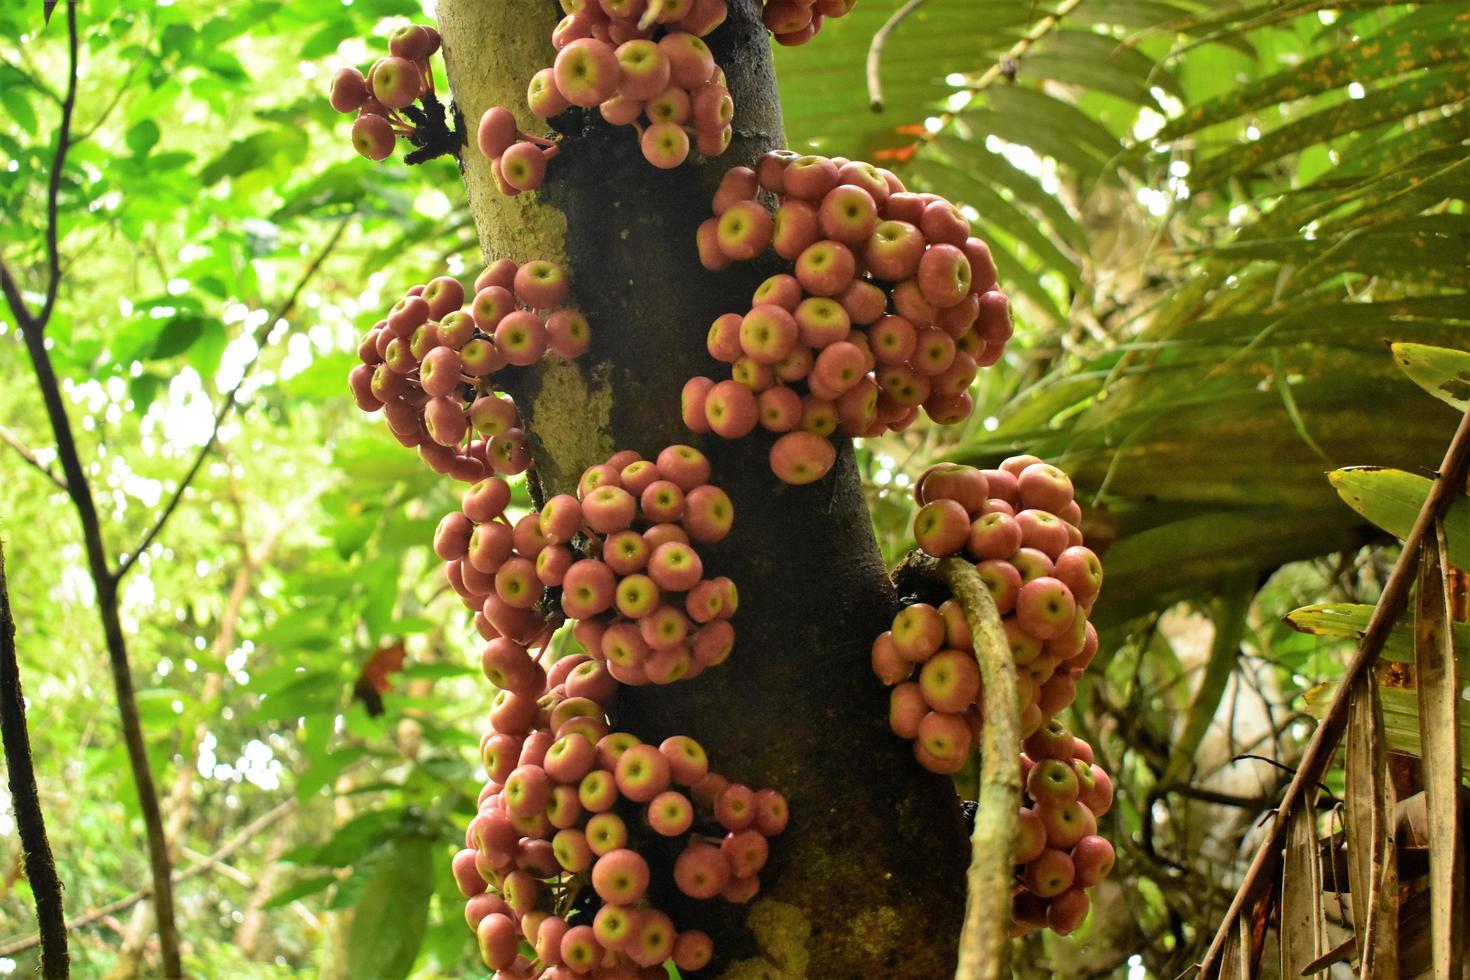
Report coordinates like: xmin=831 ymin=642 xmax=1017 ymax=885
xmin=436 ymin=1 xmax=969 ymax=974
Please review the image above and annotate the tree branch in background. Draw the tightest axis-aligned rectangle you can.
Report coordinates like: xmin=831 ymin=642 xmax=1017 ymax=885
xmin=0 ymin=5 xmax=182 ymax=973
xmin=0 ymin=539 xmax=69 ymax=978
xmin=0 ymin=422 xmax=67 ymax=492
xmin=114 ymin=219 xmax=350 ymax=580
xmin=0 ymin=800 xmax=297 ymax=960
xmin=1197 ymin=403 xmax=1470 ymax=979
xmin=865 ymin=0 xmax=926 ymax=111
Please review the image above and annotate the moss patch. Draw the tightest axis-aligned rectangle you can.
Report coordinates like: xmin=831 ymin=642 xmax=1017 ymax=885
xmin=718 ymin=900 xmax=811 ymax=979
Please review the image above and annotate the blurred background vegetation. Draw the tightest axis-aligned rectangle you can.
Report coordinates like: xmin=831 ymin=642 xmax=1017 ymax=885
xmin=0 ymin=0 xmax=1465 ymax=976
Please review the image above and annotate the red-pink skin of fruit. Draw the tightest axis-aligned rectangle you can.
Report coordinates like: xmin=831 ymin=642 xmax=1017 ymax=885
xmin=1079 ymin=764 xmax=1113 ymax=816
xmin=890 ymin=280 xmax=936 ymax=330
xmin=681 ymin=376 xmax=715 ymax=433
xmin=643 ymin=523 xmax=690 ymax=552
xmin=834 ymin=280 xmax=883 ymax=330
xmin=1023 ymin=718 xmax=1075 ymax=761
xmin=970 ymin=559 xmax=1020 ymax=616
xmin=818 ymin=183 xmax=879 ymax=245
xmin=646 ymin=83 xmax=692 ymax=125
xmin=503 ymin=764 xmax=552 ymax=818
xmin=696 ymin=216 xmax=731 ymax=271
xmin=752 ymin=788 xmax=789 ymax=836
xmin=500 ymin=141 xmax=549 ymax=192
xmin=1024 ymin=848 xmax=1077 ymax=899
xmin=1041 ymin=800 xmax=1094 ymax=850
xmin=864 ymin=315 xmax=912 ymax=366
xmin=592 ymin=848 xmax=651 ymax=906
xmin=739 ymin=304 xmax=799 ymax=364
xmin=864 ymin=220 xmax=926 ymax=282
xmin=519 ymin=837 xmax=560 ymax=878
xmin=888 ymin=681 xmax=927 ymax=739
xmin=511 ymin=261 xmax=566 ymax=311
xmin=755 ymin=151 xmax=790 ymax=193
xmin=717 ymin=200 xmax=774 ymax=261
xmin=583 ymin=485 xmax=638 ymax=533
xmin=672 ymin=930 xmax=714 ymax=972
xmin=912 ymin=327 xmax=957 ymax=378
xmin=917 ymin=244 xmax=973 ymax=310
xmin=752 ymin=273 xmax=802 ymax=312
xmin=871 ymin=631 xmax=912 ymax=686
xmin=1047 ymin=888 xmax=1091 ymax=937
xmin=732 ymin=356 xmax=774 ymax=392
xmin=546 ymin=308 xmax=591 ymax=359
xmin=614 ymin=39 xmax=670 ymax=100
xmin=769 ymin=431 xmax=837 ymax=485
xmin=673 ymin=842 xmax=729 ymax=900
xmin=494 ymin=555 xmax=539 ymax=608
xmin=705 ymin=379 xmax=759 ymax=438
xmin=914 ymin=499 xmax=971 ymax=558
xmin=592 ymin=903 xmax=641 ymax=952
xmin=713 ymin=165 xmax=759 ymax=215
xmin=482 ymin=733 xmax=522 ymax=785
xmin=914 ymin=739 xmax=966 ymax=775
xmin=789 ymin=299 xmax=846 ymax=351
xmin=837 ymin=377 xmax=879 ymax=437
xmin=518 ymin=730 xmax=555 ymax=769
xmin=465 ymin=891 xmax=511 ymax=933
xmin=758 ymin=385 xmax=802 ymax=432
xmin=805 ymin=341 xmax=861 ymax=395
xmin=1016 ymin=576 xmax=1077 ymax=640
xmin=434 ymin=511 xmax=473 ymax=562
xmin=648 ymin=540 xmax=702 ymax=592
xmin=579 ymin=770 xmax=619 ymax=814
xmin=1072 ymin=833 xmax=1115 ymax=888
xmin=976 ymin=288 xmax=1014 ymax=343
xmin=601 ymin=531 xmax=648 ymax=577
xmin=891 ymin=601 xmax=945 ymax=663
xmin=685 ymin=579 xmax=723 ymax=621
xmin=1014 ymin=509 xmax=1070 ymax=560
xmin=560 ymin=559 xmax=617 ymax=619
xmin=330 ymin=66 xmax=369 ymax=113
xmin=614 ymin=575 xmax=660 ymax=621
xmin=692 ymin=82 xmax=734 ymax=132
xmin=553 ymin=38 xmax=619 ymax=107
xmin=783 ymin=154 xmax=840 ymax=200
xmin=917 ymin=709 xmax=972 ymax=759
xmin=722 ymin=827 xmax=770 ymax=877
xmin=711 ymin=782 xmax=753 ymax=831
xmin=1014 ymin=807 xmax=1048 ymax=863
xmin=659 ymin=32 xmax=715 ymax=88
xmin=477 ymin=106 xmax=518 ymax=159
xmin=646 ymin=789 xmax=694 ymax=836
xmin=478 ymin=912 xmax=520 ymax=970
xmin=1027 ymin=758 xmax=1080 ymax=810
xmin=453 ymin=847 xmax=488 ymax=897
xmin=468 ymin=521 xmax=515 ymax=575
xmin=657 ymin=735 xmax=709 ymax=786
xmin=1017 ymin=462 xmax=1074 ymax=511
xmin=641 ymin=120 xmax=691 ymax=169
xmin=692 ymin=619 xmax=734 ymax=666
xmin=613 ymin=744 xmax=671 ymax=803
xmin=884 ymin=192 xmax=927 ymax=223
xmin=639 ymin=479 xmax=685 ymax=523
xmin=706 ymin=311 xmax=744 ymax=363
xmin=772 ymin=199 xmax=821 ymax=261
xmin=795 ymin=239 xmax=857 ymax=297
xmin=963 ymin=237 xmax=1000 ymax=293
xmin=473 ymin=258 xmax=516 ymax=293
xmin=919 ymin=649 xmax=982 ymax=713
xmin=481 ymin=638 xmax=544 ymax=696
xmin=544 ymin=733 xmax=598 ymax=784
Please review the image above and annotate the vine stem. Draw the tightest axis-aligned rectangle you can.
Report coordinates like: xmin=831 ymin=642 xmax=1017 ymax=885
xmin=0 ymin=539 xmax=69 ymax=977
xmin=866 ymin=0 xmax=927 ymax=112
xmin=901 ymin=554 xmax=1021 ymax=980
xmin=1196 ymin=403 xmax=1470 ymax=979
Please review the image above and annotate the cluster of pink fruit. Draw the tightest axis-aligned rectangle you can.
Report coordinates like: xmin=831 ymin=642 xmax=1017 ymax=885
xmin=761 ymin=0 xmax=859 ymax=45
xmin=329 ymin=24 xmax=446 ymax=162
xmin=871 ymin=456 xmax=1114 ymax=937
xmin=475 ymin=2 xmax=737 ymax=192
xmin=436 ymin=451 xmax=787 ymax=977
xmin=348 ymin=259 xmax=591 ymax=483
xmin=457 ymin=699 xmax=789 ymax=978
xmin=684 ymin=152 xmax=1014 ymax=485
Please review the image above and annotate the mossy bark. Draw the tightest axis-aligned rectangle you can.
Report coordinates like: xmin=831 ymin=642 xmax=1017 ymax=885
xmin=436 ymin=2 xmax=968 ymax=975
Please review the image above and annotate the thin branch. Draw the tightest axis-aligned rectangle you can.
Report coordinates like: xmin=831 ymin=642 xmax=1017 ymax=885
xmin=0 ymin=800 xmax=297 ymax=959
xmin=0 ymin=539 xmax=69 ymax=977
xmin=1197 ymin=403 xmax=1470 ymax=979
xmin=0 ymin=422 xmax=67 ymax=492
xmin=866 ymin=0 xmax=927 ymax=112
xmin=114 ymin=219 xmax=350 ymax=580
xmin=5 ymin=6 xmax=182 ymax=973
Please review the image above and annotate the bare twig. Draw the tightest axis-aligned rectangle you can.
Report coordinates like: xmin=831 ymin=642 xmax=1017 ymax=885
xmin=866 ymin=0 xmax=927 ymax=112
xmin=0 ymin=422 xmax=67 ymax=492
xmin=0 ymin=800 xmax=297 ymax=959
xmin=0 ymin=539 xmax=69 ymax=977
xmin=1197 ymin=404 xmax=1470 ymax=979
xmin=114 ymin=220 xmax=350 ymax=580
xmin=1 ymin=6 xmax=182 ymax=973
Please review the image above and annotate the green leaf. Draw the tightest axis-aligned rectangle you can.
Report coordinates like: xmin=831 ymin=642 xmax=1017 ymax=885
xmin=1390 ymin=342 xmax=1470 ymax=412
xmin=1284 ymin=602 xmax=1470 ymax=670
xmin=125 ymin=119 xmax=160 ymax=157
xmin=345 ymin=837 xmax=434 ymax=979
xmin=149 ymin=314 xmax=208 ymax=360
xmin=263 ymin=872 xmax=339 ymax=909
xmin=1329 ymin=467 xmax=1470 ymax=568
xmin=0 ymin=86 xmax=37 ymax=136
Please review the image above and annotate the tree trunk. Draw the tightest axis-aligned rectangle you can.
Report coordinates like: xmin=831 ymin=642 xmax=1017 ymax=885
xmin=435 ymin=2 xmax=968 ymax=975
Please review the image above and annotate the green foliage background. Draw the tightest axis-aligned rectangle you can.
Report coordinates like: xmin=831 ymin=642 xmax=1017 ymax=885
xmin=0 ymin=0 xmax=1464 ymax=976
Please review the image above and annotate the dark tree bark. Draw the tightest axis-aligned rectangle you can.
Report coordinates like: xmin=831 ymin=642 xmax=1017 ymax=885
xmin=0 ymin=539 xmax=70 ymax=978
xmin=436 ymin=2 xmax=968 ymax=975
